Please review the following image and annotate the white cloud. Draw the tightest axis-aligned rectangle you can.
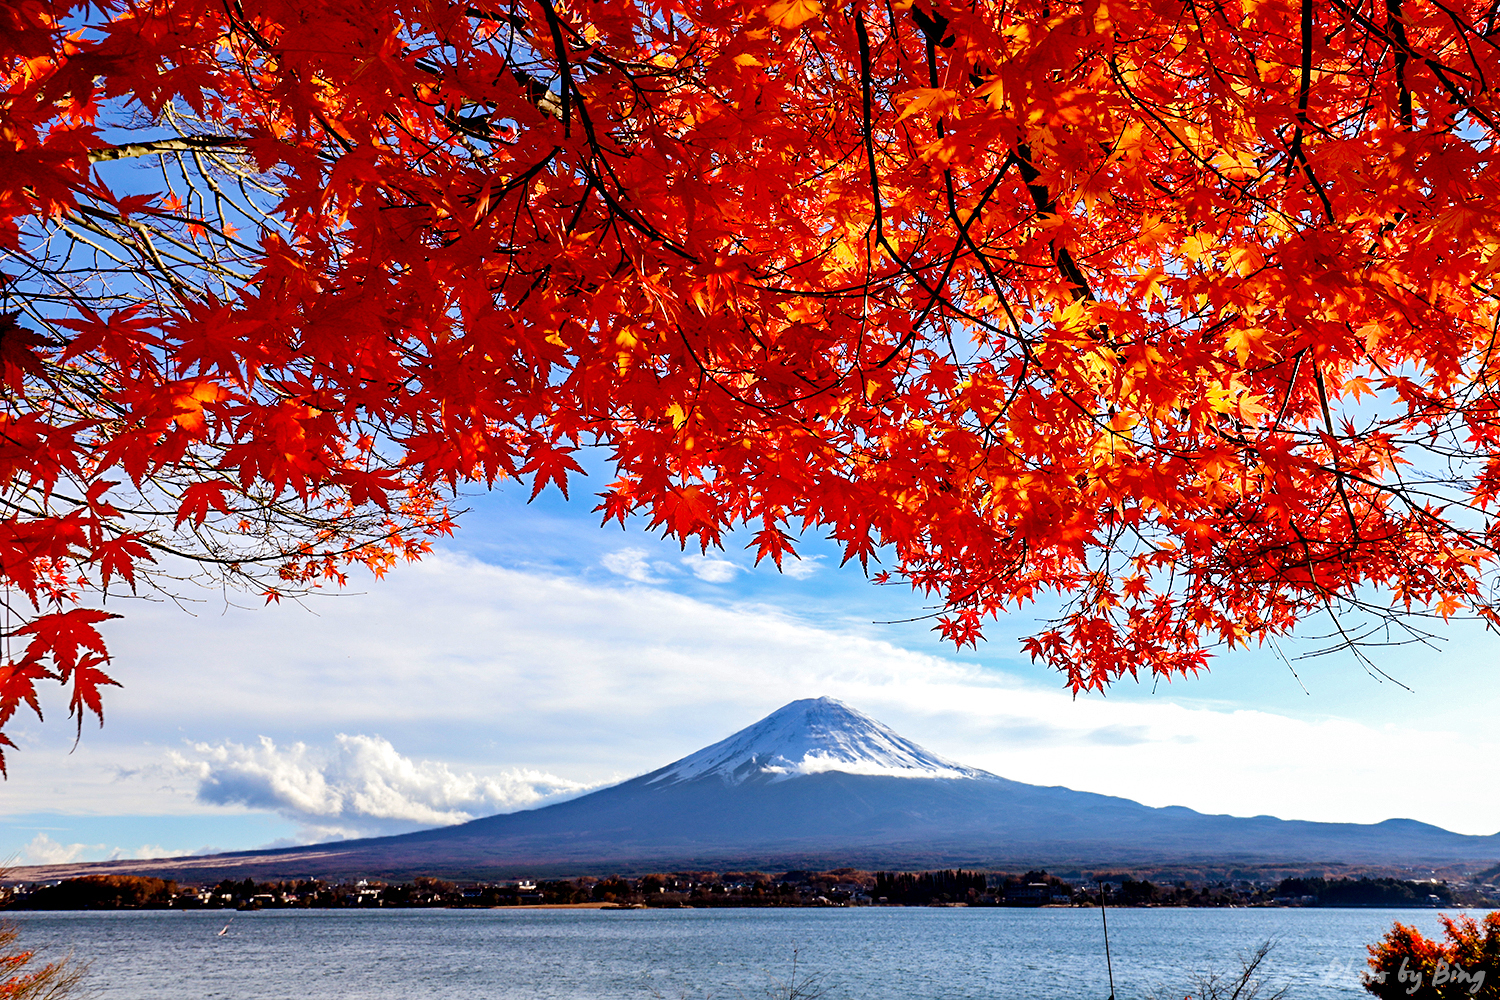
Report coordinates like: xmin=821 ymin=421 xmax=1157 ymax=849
xmin=13 ymin=834 xmax=198 ymax=866
xmin=780 ymin=554 xmax=824 ymax=579
xmin=601 ymin=547 xmax=673 ymax=582
xmin=170 ymin=734 xmax=597 ymax=840
xmin=17 ymin=833 xmax=103 ymax=866
xmin=682 ymin=554 xmax=740 ymax=583
xmin=125 ymin=844 xmax=178 ymax=860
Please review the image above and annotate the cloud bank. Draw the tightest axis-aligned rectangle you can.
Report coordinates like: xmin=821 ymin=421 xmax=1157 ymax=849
xmin=603 ymin=547 xmax=753 ymax=584
xmin=15 ymin=833 xmax=178 ymax=866
xmin=171 ymin=734 xmax=597 ymax=840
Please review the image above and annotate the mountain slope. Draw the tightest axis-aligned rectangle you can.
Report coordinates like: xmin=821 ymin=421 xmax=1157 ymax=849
xmin=281 ymin=697 xmax=1500 ymax=874
xmin=20 ymin=697 xmax=1500 ymax=881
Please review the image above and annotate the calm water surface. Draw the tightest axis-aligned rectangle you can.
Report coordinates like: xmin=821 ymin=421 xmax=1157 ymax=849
xmin=9 ymin=906 xmax=1493 ymax=999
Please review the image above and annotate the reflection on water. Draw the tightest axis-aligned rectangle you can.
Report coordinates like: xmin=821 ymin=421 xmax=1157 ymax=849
xmin=9 ymin=906 xmax=1492 ymax=1000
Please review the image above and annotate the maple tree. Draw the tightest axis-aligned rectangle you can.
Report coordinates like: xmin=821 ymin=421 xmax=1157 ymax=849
xmin=3 ymin=0 xmax=1500 ymax=763
xmin=1365 ymin=911 xmax=1500 ymax=998
xmin=0 ymin=921 xmax=88 ymax=1000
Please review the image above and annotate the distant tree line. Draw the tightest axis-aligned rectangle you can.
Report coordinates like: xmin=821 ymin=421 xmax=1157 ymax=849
xmin=0 ymin=872 xmax=852 ymax=910
xmin=873 ymin=870 xmax=988 ymax=905
xmin=9 ymin=876 xmax=178 ymax=909
xmin=1276 ymin=877 xmax=1457 ymax=907
xmin=2 ymin=870 xmax=1490 ymax=911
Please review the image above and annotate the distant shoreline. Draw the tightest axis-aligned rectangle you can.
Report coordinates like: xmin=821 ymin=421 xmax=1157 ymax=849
xmin=5 ymin=868 xmax=1496 ymax=912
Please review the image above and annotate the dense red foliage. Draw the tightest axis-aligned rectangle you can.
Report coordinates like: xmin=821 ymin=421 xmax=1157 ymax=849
xmin=4 ymin=0 xmax=1500 ymax=761
xmin=1366 ymin=912 xmax=1500 ymax=998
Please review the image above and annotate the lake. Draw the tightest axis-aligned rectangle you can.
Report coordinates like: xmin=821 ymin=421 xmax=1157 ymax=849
xmin=7 ymin=906 xmax=1492 ymax=999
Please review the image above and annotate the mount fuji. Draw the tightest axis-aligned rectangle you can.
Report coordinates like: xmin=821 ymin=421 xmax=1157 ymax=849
xmin=30 ymin=697 xmax=1500 ymax=881
xmin=644 ymin=697 xmax=993 ymax=785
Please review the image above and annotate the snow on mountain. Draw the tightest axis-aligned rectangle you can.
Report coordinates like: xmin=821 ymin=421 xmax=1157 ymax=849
xmin=645 ymin=697 xmax=995 ymax=786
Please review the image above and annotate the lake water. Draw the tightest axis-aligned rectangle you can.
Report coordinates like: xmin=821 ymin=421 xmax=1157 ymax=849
xmin=7 ymin=906 xmax=1493 ymax=999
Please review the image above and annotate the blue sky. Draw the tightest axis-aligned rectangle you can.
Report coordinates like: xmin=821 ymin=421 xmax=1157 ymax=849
xmin=4 ymin=461 xmax=1500 ymax=867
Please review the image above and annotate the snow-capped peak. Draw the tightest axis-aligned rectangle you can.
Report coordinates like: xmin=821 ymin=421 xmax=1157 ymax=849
xmin=644 ymin=697 xmax=993 ymax=786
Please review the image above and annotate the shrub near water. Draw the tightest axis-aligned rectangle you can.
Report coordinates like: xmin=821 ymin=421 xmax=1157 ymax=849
xmin=0 ymin=922 xmax=89 ymax=999
xmin=1366 ymin=912 xmax=1500 ymax=998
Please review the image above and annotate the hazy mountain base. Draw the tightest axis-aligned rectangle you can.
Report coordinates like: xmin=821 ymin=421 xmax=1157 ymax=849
xmin=8 ymin=845 xmax=1500 ymax=888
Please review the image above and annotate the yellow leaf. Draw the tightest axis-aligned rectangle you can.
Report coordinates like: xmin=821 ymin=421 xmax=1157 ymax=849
xmin=1092 ymin=0 xmax=1114 ymax=33
xmin=974 ymin=76 xmax=1004 ymax=106
xmin=1180 ymin=232 xmax=1214 ymax=263
xmin=764 ymin=0 xmax=821 ymax=28
xmin=1223 ymin=326 xmax=1269 ymax=365
xmin=172 ymin=381 xmax=224 ymax=434
xmin=1224 ymin=245 xmax=1265 ymax=276
xmin=896 ymin=88 xmax=958 ymax=122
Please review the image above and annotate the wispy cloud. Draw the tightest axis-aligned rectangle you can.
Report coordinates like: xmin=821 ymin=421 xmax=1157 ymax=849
xmin=17 ymin=833 xmax=100 ymax=866
xmin=170 ymin=734 xmax=597 ymax=840
xmin=14 ymin=833 xmax=182 ymax=866
xmin=781 ymin=554 xmax=824 ymax=579
xmin=682 ymin=554 xmax=739 ymax=583
xmin=601 ymin=547 xmax=672 ymax=583
xmin=607 ymin=547 xmax=809 ymax=583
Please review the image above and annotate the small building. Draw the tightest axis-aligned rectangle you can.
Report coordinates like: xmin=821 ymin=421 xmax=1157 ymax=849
xmin=1002 ymin=884 xmax=1051 ymax=906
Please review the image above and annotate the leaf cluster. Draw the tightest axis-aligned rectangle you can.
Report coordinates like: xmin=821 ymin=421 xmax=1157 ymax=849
xmin=4 ymin=0 xmax=1500 ymax=755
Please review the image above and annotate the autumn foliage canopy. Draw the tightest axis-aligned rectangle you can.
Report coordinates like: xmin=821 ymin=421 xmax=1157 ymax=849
xmin=1366 ymin=911 xmax=1500 ymax=998
xmin=3 ymin=0 xmax=1500 ymax=762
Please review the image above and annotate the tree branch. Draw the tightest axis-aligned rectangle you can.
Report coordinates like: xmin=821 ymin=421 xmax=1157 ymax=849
xmin=88 ymin=136 xmax=250 ymax=163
